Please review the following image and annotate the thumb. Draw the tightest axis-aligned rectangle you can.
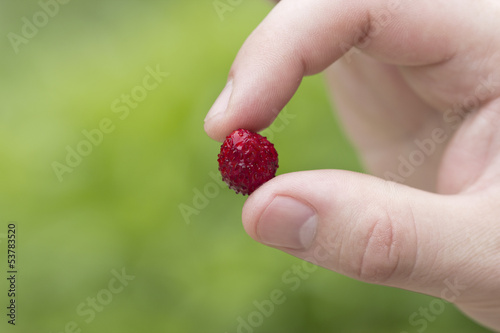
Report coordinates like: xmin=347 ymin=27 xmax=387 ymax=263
xmin=242 ymin=170 xmax=483 ymax=299
xmin=204 ymin=0 xmax=372 ymax=141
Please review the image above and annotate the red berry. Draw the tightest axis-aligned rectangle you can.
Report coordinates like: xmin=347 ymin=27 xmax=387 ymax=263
xmin=218 ymin=129 xmax=279 ymax=195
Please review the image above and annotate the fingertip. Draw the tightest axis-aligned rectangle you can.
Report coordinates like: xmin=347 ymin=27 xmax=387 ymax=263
xmin=242 ymin=176 xmax=284 ymax=241
xmin=204 ymin=79 xmax=233 ymax=141
xmin=241 ymin=186 xmax=268 ymax=241
xmin=203 ymin=119 xmax=227 ymax=142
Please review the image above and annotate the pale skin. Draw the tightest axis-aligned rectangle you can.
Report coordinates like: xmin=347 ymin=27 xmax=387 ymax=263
xmin=204 ymin=0 xmax=500 ymax=331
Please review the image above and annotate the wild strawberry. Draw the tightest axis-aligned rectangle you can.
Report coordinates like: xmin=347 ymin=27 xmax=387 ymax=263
xmin=218 ymin=129 xmax=279 ymax=195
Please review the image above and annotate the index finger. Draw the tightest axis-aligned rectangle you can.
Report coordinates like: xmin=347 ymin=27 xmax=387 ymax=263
xmin=204 ymin=0 xmax=457 ymax=141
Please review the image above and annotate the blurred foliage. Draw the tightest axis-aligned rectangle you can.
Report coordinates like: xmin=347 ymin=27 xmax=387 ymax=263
xmin=0 ymin=0 xmax=491 ymax=332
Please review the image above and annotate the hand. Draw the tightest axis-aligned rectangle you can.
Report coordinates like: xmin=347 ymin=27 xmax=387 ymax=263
xmin=204 ymin=1 xmax=500 ymax=331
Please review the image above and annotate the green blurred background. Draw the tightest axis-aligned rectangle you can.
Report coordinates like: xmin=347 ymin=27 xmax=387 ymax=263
xmin=0 ymin=1 xmax=491 ymax=332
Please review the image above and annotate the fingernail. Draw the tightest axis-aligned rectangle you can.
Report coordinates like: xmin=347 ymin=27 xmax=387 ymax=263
xmin=257 ymin=196 xmax=318 ymax=250
xmin=205 ymin=80 xmax=233 ymax=123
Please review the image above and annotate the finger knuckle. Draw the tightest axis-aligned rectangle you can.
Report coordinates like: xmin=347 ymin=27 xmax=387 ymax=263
xmin=356 ymin=208 xmax=401 ymax=283
xmin=343 ymin=192 xmax=415 ymax=284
